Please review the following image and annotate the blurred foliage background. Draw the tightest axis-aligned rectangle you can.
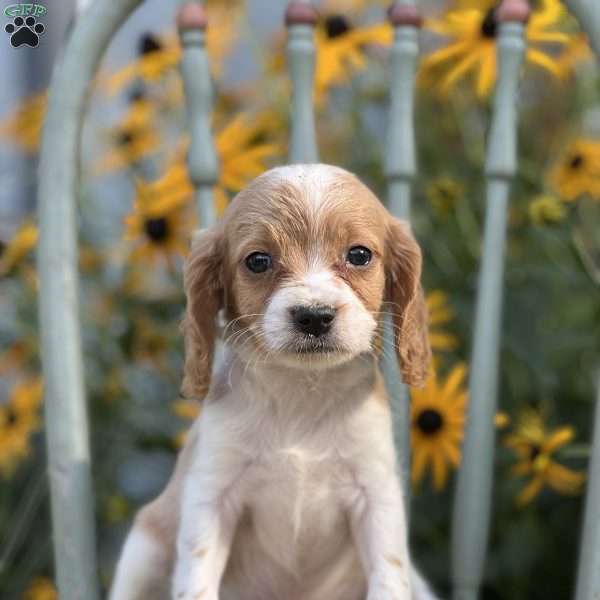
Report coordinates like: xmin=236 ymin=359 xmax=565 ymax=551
xmin=0 ymin=0 xmax=599 ymax=598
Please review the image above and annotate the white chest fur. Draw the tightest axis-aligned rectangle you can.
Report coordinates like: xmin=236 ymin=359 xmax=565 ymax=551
xmin=174 ymin=351 xmax=410 ymax=600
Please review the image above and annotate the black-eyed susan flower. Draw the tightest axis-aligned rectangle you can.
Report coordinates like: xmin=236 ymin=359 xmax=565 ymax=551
xmin=528 ymin=194 xmax=567 ymax=224
xmin=0 ymin=220 xmax=38 ymax=276
xmin=420 ymin=0 xmax=571 ymax=98
xmin=171 ymin=398 xmax=201 ymax=448
xmin=504 ymin=408 xmax=586 ymax=506
xmin=131 ymin=112 xmax=281 ymax=221
xmin=411 ymin=363 xmax=467 ymax=491
xmin=215 ymin=112 xmax=282 ymax=195
xmin=124 ymin=183 xmax=196 ymax=264
xmin=103 ymin=8 xmax=239 ymax=97
xmin=548 ymin=138 xmax=600 ymax=201
xmin=427 ymin=290 xmax=459 ymax=353
xmin=314 ymin=15 xmax=392 ymax=102
xmin=23 ymin=577 xmax=57 ymax=600
xmin=0 ymin=378 xmax=43 ymax=478
xmin=94 ymin=92 xmax=160 ymax=175
xmin=0 ymin=90 xmax=46 ymax=154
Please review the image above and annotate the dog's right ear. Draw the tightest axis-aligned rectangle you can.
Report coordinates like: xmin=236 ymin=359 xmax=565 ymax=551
xmin=181 ymin=225 xmax=224 ymax=400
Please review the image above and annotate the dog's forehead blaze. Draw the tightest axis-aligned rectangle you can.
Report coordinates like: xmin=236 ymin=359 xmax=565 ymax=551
xmin=224 ymin=169 xmax=387 ymax=260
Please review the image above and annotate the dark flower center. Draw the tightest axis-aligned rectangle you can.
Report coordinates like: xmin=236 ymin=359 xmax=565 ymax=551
xmin=325 ymin=15 xmax=351 ymax=39
xmin=480 ymin=8 xmax=498 ymax=39
xmin=569 ymin=154 xmax=584 ymax=169
xmin=0 ymin=240 xmax=5 ymax=257
xmin=118 ymin=131 xmax=135 ymax=146
xmin=144 ymin=217 xmax=169 ymax=243
xmin=529 ymin=444 xmax=542 ymax=462
xmin=129 ymin=88 xmax=147 ymax=104
xmin=416 ymin=409 xmax=444 ymax=435
xmin=139 ymin=33 xmax=162 ymax=55
xmin=6 ymin=409 xmax=17 ymax=426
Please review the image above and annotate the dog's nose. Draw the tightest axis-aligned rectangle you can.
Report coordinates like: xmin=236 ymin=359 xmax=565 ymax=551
xmin=291 ymin=306 xmax=336 ymax=337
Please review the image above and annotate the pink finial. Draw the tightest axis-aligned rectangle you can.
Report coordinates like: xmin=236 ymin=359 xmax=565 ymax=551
xmin=285 ymin=1 xmax=318 ymax=27
xmin=497 ymin=0 xmax=531 ymax=23
xmin=387 ymin=3 xmax=422 ymax=28
xmin=177 ymin=2 xmax=207 ymax=30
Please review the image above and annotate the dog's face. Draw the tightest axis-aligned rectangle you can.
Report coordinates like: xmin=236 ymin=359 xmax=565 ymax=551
xmin=182 ymin=165 xmax=430 ymax=398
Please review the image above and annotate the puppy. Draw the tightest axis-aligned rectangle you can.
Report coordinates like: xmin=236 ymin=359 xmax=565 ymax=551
xmin=110 ymin=164 xmax=437 ymax=600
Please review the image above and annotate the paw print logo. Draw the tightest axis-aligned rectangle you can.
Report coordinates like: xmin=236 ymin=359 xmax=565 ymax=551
xmin=5 ymin=16 xmax=45 ymax=48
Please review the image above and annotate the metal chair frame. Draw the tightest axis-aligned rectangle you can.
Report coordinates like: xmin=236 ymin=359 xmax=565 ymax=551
xmin=36 ymin=1 xmax=600 ymax=598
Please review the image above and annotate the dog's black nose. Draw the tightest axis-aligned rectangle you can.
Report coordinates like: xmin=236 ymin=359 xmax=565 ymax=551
xmin=291 ymin=306 xmax=336 ymax=337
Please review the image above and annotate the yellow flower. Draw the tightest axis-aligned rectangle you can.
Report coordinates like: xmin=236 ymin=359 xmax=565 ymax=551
xmin=426 ymin=176 xmax=463 ymax=216
xmin=504 ymin=408 xmax=586 ymax=506
xmin=215 ymin=112 xmax=282 ymax=194
xmin=528 ymin=194 xmax=567 ymax=224
xmin=420 ymin=0 xmax=571 ymax=98
xmin=548 ymin=138 xmax=600 ymax=201
xmin=411 ymin=363 xmax=467 ymax=491
xmin=495 ymin=411 xmax=511 ymax=429
xmin=427 ymin=290 xmax=459 ymax=353
xmin=0 ymin=220 xmax=38 ymax=276
xmin=0 ymin=378 xmax=43 ymax=478
xmin=171 ymin=399 xmax=201 ymax=448
xmin=131 ymin=316 xmax=172 ymax=370
xmin=0 ymin=91 xmax=46 ymax=154
xmin=124 ymin=181 xmax=196 ymax=264
xmin=94 ymin=93 xmax=160 ymax=174
xmin=104 ymin=494 xmax=131 ymax=523
xmin=22 ymin=577 xmax=57 ymax=600
xmin=314 ymin=15 xmax=392 ymax=102
xmin=171 ymin=398 xmax=202 ymax=421
xmin=0 ymin=339 xmax=37 ymax=376
xmin=130 ymin=112 xmax=281 ymax=224
xmin=556 ymin=33 xmax=594 ymax=79
xmin=103 ymin=9 xmax=239 ymax=97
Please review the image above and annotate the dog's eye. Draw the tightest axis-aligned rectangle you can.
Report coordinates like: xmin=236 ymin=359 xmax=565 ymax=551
xmin=245 ymin=252 xmax=272 ymax=273
xmin=346 ymin=246 xmax=372 ymax=267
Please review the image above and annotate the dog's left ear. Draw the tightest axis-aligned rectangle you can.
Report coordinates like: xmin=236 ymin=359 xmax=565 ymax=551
xmin=181 ymin=225 xmax=224 ymax=400
xmin=385 ymin=218 xmax=431 ymax=387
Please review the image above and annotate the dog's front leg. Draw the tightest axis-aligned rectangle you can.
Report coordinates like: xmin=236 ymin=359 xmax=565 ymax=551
xmin=172 ymin=462 xmax=245 ymax=600
xmin=348 ymin=474 xmax=412 ymax=600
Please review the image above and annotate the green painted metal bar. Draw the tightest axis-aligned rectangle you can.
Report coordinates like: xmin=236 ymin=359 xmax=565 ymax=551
xmin=37 ymin=0 xmax=143 ymax=598
xmin=574 ymin=372 xmax=600 ymax=600
xmin=381 ymin=1 xmax=421 ymax=503
xmin=564 ymin=0 xmax=600 ymax=58
xmin=178 ymin=2 xmax=219 ymax=227
xmin=285 ymin=1 xmax=318 ymax=164
xmin=451 ymin=2 xmax=529 ymax=599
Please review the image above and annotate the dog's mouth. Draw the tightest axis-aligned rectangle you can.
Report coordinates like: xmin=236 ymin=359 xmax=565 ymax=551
xmin=288 ymin=336 xmax=342 ymax=355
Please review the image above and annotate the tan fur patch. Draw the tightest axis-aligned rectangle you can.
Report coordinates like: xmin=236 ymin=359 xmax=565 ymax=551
xmin=386 ymin=554 xmax=404 ymax=569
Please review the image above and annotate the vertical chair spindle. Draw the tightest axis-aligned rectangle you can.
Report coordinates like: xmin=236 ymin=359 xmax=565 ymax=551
xmin=381 ymin=1 xmax=421 ymax=502
xmin=37 ymin=1 xmax=143 ymax=598
xmin=450 ymin=2 xmax=529 ymax=599
xmin=574 ymin=373 xmax=600 ymax=600
xmin=285 ymin=1 xmax=318 ymax=164
xmin=564 ymin=0 xmax=600 ymax=58
xmin=178 ymin=1 xmax=219 ymax=228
